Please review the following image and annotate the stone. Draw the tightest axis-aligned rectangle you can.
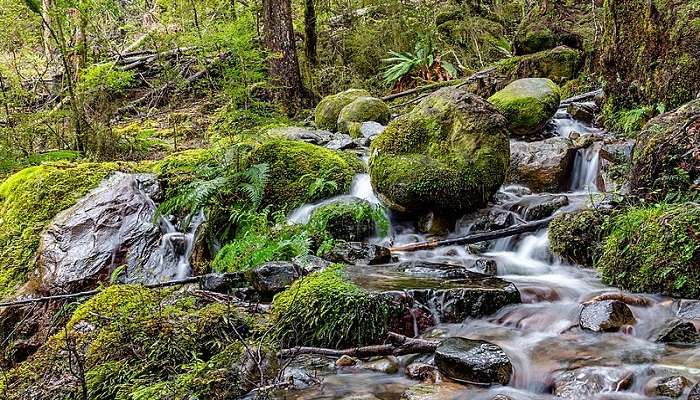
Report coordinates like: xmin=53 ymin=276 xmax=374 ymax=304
xmin=508 ymin=136 xmax=576 ymax=192
xmin=567 ymin=102 xmax=596 ymax=123
xmin=646 ymin=375 xmax=689 ymax=398
xmin=337 ymin=96 xmax=390 ymax=135
xmin=655 ymin=319 xmax=700 ymax=345
xmin=434 ymin=337 xmax=512 ymax=385
xmin=405 ymin=362 xmax=438 ymax=381
xmin=292 ymin=255 xmax=332 ymax=274
xmin=199 ymin=272 xmax=246 ymax=293
xmin=689 ymin=382 xmax=700 ymax=400
xmin=488 ymin=78 xmax=561 ymax=136
xmin=248 ymin=261 xmax=301 ymax=296
xmin=469 ymin=209 xmax=517 ymax=233
xmin=323 ymin=242 xmax=392 ymax=265
xmin=678 ymin=300 xmax=700 ymax=320
xmin=524 ymin=195 xmax=569 ymax=221
xmin=336 ymin=355 xmax=358 ymax=367
xmin=362 ymin=356 xmax=399 ymax=374
xmin=307 ymin=198 xmax=385 ymax=243
xmin=267 ymin=126 xmax=334 ymax=145
xmin=579 ymin=300 xmax=636 ymax=332
xmin=400 ymin=382 xmax=467 ymax=400
xmin=369 ymin=87 xmax=510 ymax=215
xmin=359 ymin=121 xmax=386 ymax=139
xmin=553 ymin=367 xmax=633 ymax=399
xmin=315 ymin=89 xmax=371 ymax=131
xmin=325 ymin=135 xmax=356 ymax=150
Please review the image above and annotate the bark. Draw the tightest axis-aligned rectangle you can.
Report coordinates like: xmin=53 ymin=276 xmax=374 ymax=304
xmin=304 ymin=0 xmax=317 ymax=65
xmin=262 ymin=0 xmax=306 ymax=112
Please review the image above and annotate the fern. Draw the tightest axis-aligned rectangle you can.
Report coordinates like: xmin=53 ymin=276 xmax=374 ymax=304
xmin=239 ymin=163 xmax=269 ymax=208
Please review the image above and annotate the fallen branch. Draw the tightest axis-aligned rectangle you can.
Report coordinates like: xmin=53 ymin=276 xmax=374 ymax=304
xmin=387 ymin=68 xmax=497 ymax=109
xmin=584 ymin=292 xmax=652 ymax=307
xmin=560 ymin=89 xmax=603 ymax=107
xmin=390 ymin=217 xmax=554 ymax=253
xmin=278 ymin=332 xmax=439 ymax=358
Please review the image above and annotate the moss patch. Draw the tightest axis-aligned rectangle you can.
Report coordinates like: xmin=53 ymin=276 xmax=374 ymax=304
xmin=307 ymin=199 xmax=389 ymax=245
xmin=548 ymin=208 xmax=608 ymax=266
xmin=488 ymin=78 xmax=561 ymax=136
xmin=597 ymin=203 xmax=700 ymax=298
xmin=337 ymin=96 xmax=390 ymax=135
xmin=314 ymin=89 xmax=371 ymax=131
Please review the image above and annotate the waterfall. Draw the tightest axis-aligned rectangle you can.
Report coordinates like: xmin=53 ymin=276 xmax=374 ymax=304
xmin=570 ymin=146 xmax=601 ymax=193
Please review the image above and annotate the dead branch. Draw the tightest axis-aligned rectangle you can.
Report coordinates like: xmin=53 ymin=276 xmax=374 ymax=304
xmin=390 ymin=217 xmax=554 ymax=252
xmin=278 ymin=332 xmax=439 ymax=358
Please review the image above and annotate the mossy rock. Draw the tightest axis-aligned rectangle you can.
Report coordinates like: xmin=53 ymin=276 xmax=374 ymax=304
xmin=337 ymin=96 xmax=391 ymax=136
xmin=488 ymin=78 xmax=561 ymax=136
xmin=629 ymin=99 xmax=700 ymax=202
xmin=0 ymin=163 xmax=124 ymax=299
xmin=307 ymin=198 xmax=389 ymax=244
xmin=271 ymin=265 xmax=390 ymax=348
xmin=548 ymin=208 xmax=608 ymax=266
xmin=597 ymin=203 xmax=700 ymax=298
xmin=369 ymin=87 xmax=510 ymax=215
xmin=315 ymin=89 xmax=371 ymax=131
xmin=1 ymin=285 xmax=273 ymax=400
xmin=496 ymin=46 xmax=583 ymax=87
xmin=152 ymin=148 xmax=218 ymax=198
xmin=247 ymin=139 xmax=363 ymax=211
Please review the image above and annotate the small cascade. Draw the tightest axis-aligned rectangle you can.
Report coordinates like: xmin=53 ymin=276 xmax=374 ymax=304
xmin=154 ymin=210 xmax=206 ymax=280
xmin=570 ymin=145 xmax=601 ymax=192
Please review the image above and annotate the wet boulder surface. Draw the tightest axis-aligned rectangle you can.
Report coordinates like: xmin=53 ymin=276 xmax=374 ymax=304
xmin=434 ymin=337 xmax=513 ymax=385
xmin=508 ymin=136 xmax=576 ymax=192
xmin=579 ymin=300 xmax=636 ymax=332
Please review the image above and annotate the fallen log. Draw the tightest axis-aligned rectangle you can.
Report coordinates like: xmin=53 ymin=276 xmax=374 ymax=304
xmin=390 ymin=217 xmax=554 ymax=253
xmin=382 ymin=67 xmax=496 ymax=106
xmin=559 ymin=89 xmax=603 ymax=107
xmin=278 ymin=332 xmax=439 ymax=358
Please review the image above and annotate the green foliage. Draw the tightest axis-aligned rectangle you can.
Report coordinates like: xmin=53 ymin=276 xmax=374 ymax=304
xmin=602 ymin=103 xmax=660 ymax=137
xmin=271 ymin=265 xmax=390 ymax=348
xmin=78 ymin=63 xmax=135 ymax=98
xmin=382 ymin=36 xmax=458 ymax=86
xmin=207 ymin=101 xmax=289 ymax=144
xmin=548 ymin=209 xmax=608 ymax=266
xmin=597 ymin=203 xmax=700 ymax=298
xmin=307 ymin=199 xmax=389 ymax=246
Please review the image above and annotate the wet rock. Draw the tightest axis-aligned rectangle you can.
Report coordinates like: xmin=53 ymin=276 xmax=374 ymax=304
xmin=362 ymin=356 xmax=399 ymax=374
xmin=524 ymin=195 xmax=569 ymax=221
xmin=325 ymin=134 xmax=356 ymax=150
xmin=248 ymin=261 xmax=301 ymax=296
xmin=268 ymin=126 xmax=334 ymax=145
xmin=567 ymin=102 xmax=596 ymax=123
xmin=335 ymin=355 xmax=358 ymax=367
xmin=689 ymin=382 xmax=700 ymax=400
xmin=308 ymin=198 xmax=384 ymax=243
xmin=199 ymin=272 xmax=247 ymax=293
xmin=678 ymin=300 xmax=700 ymax=320
xmin=434 ymin=337 xmax=512 ymax=385
xmin=337 ymin=96 xmax=390 ymax=135
xmin=645 ymin=375 xmax=689 ymax=398
xmin=359 ymin=121 xmax=386 ymax=139
xmin=579 ymin=300 xmax=636 ymax=332
xmin=488 ymin=78 xmax=561 ymax=136
xmin=405 ymin=362 xmax=439 ymax=381
xmin=553 ymin=367 xmax=632 ymax=399
xmin=400 ymin=382 xmax=467 ymax=400
xmin=470 ymin=209 xmax=517 ymax=233
xmin=520 ymin=286 xmax=561 ymax=303
xmin=508 ymin=136 xmax=576 ymax=192
xmin=415 ymin=211 xmax=455 ymax=235
xmin=383 ymin=291 xmax=436 ymax=337
xmin=282 ymin=354 xmax=336 ymax=390
xmin=655 ymin=319 xmax=700 ymax=345
xmin=292 ymin=254 xmax=332 ymax=274
xmin=472 ymin=258 xmax=498 ymax=276
xmin=315 ymin=89 xmax=370 ymax=131
xmin=324 ymin=242 xmax=392 ymax=265
xmin=489 ymin=395 xmax=514 ymax=400
xmin=38 ymin=173 xmax=169 ymax=292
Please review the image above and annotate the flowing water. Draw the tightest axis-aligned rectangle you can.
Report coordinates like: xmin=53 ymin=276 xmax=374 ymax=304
xmin=286 ymin=107 xmax=700 ymax=399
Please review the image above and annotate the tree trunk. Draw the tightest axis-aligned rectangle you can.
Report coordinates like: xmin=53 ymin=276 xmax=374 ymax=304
xmin=262 ymin=0 xmax=306 ymax=112
xmin=304 ymin=0 xmax=317 ymax=65
xmin=42 ymin=0 xmax=53 ymax=61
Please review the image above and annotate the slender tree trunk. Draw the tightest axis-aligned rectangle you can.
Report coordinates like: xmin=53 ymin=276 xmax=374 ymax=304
xmin=262 ymin=0 xmax=306 ymax=112
xmin=42 ymin=0 xmax=53 ymax=61
xmin=304 ymin=0 xmax=317 ymax=65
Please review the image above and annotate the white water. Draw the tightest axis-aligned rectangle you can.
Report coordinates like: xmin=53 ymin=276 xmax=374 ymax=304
xmin=154 ymin=209 xmax=205 ymax=280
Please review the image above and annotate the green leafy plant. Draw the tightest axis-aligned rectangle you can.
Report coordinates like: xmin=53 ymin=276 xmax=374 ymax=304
xmin=382 ymin=36 xmax=458 ymax=90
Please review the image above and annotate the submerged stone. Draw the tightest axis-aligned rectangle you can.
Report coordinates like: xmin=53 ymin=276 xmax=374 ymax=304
xmin=553 ymin=366 xmax=633 ymax=399
xmin=579 ymin=300 xmax=636 ymax=332
xmin=434 ymin=337 xmax=512 ymax=385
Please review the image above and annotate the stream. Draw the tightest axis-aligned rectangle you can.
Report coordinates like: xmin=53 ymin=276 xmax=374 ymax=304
xmin=285 ymin=106 xmax=700 ymax=399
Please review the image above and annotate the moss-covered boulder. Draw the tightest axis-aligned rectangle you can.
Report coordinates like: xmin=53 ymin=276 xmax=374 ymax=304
xmin=247 ymin=139 xmax=362 ymax=210
xmin=337 ymin=96 xmax=391 ymax=136
xmin=0 ymin=163 xmax=123 ymax=299
xmin=548 ymin=208 xmax=608 ymax=266
xmin=315 ymin=89 xmax=371 ymax=131
xmin=488 ymin=78 xmax=561 ymax=136
xmin=271 ymin=265 xmax=390 ymax=348
xmin=369 ymin=87 xmax=510 ymax=215
xmin=629 ymin=99 xmax=700 ymax=201
xmin=307 ymin=198 xmax=389 ymax=244
xmin=597 ymin=203 xmax=700 ymax=298
xmin=1 ymin=285 xmax=274 ymax=400
xmin=600 ymin=0 xmax=700 ymax=111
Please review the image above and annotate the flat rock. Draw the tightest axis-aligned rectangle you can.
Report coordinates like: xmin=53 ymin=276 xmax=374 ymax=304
xmin=508 ymin=136 xmax=576 ymax=192
xmin=553 ymin=366 xmax=632 ymax=399
xmin=323 ymin=242 xmax=392 ymax=265
xmin=655 ymin=319 xmax=700 ymax=344
xmin=248 ymin=261 xmax=301 ymax=296
xmin=579 ymin=300 xmax=636 ymax=332
xmin=434 ymin=337 xmax=512 ymax=385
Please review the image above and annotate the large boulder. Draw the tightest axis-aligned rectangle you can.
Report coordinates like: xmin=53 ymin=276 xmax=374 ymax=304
xmin=629 ymin=100 xmax=700 ymax=201
xmin=337 ymin=96 xmax=390 ymax=136
xmin=315 ymin=89 xmax=371 ymax=131
xmin=434 ymin=337 xmax=512 ymax=386
xmin=579 ymin=300 xmax=636 ymax=332
xmin=488 ymin=78 xmax=561 ymax=136
xmin=508 ymin=136 xmax=576 ymax=192
xmin=600 ymin=0 xmax=700 ymax=111
xmin=369 ymin=87 xmax=510 ymax=215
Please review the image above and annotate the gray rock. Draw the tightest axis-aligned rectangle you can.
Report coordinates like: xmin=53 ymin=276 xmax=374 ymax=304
xmin=524 ymin=195 xmax=569 ymax=221
xmin=292 ymin=255 xmax=332 ymax=274
xmin=324 ymin=242 xmax=392 ymax=265
xmin=508 ymin=136 xmax=576 ymax=192
xmin=400 ymin=382 xmax=467 ymax=400
xmin=325 ymin=135 xmax=356 ymax=150
xmin=655 ymin=319 xmax=700 ymax=344
xmin=248 ymin=261 xmax=301 ymax=295
xmin=553 ymin=367 xmax=632 ymax=399
xmin=470 ymin=209 xmax=517 ymax=233
xmin=268 ymin=126 xmax=334 ymax=145
xmin=199 ymin=272 xmax=247 ymax=293
xmin=646 ymin=375 xmax=689 ymax=398
xmin=405 ymin=362 xmax=438 ymax=381
xmin=434 ymin=337 xmax=512 ymax=385
xmin=472 ymin=258 xmax=498 ymax=276
xmin=689 ymin=381 xmax=700 ymax=400
xmin=579 ymin=300 xmax=636 ymax=332
xmin=362 ymin=356 xmax=399 ymax=374
xmin=678 ymin=300 xmax=700 ymax=320
xmin=360 ymin=121 xmax=386 ymax=139
xmin=567 ymin=102 xmax=597 ymax=123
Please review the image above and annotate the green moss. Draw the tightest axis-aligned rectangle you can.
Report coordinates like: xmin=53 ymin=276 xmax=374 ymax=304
xmin=152 ymin=148 xmax=218 ymax=198
xmin=247 ymin=139 xmax=361 ymax=211
xmin=272 ymin=265 xmax=390 ymax=348
xmin=0 ymin=163 xmax=121 ymax=298
xmin=307 ymin=199 xmax=389 ymax=245
xmin=207 ymin=101 xmax=289 ymax=144
xmin=314 ymin=89 xmax=371 ymax=131
xmin=597 ymin=203 xmax=700 ymax=298
xmin=369 ymin=87 xmax=510 ymax=214
xmin=337 ymin=96 xmax=391 ymax=135
xmin=488 ymin=78 xmax=561 ymax=135
xmin=548 ymin=209 xmax=608 ymax=266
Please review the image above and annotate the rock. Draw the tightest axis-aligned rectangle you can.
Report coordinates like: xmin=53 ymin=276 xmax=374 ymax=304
xmin=434 ymin=337 xmax=512 ymax=385
xmin=514 ymin=0 xmax=593 ymax=55
xmin=337 ymin=96 xmax=391 ymax=136
xmin=508 ymin=136 xmax=576 ymax=192
xmin=579 ymin=300 xmax=636 ymax=332
xmin=646 ymin=376 xmax=689 ymax=398
xmin=488 ymin=78 xmax=561 ymax=136
xmin=678 ymin=300 xmax=700 ymax=320
xmin=324 ymin=242 xmax=392 ymax=265
xmin=199 ymin=272 xmax=247 ymax=293
xmin=567 ymin=102 xmax=596 ymax=123
xmin=248 ymin=261 xmax=301 ymax=296
xmin=283 ymin=354 xmax=337 ymax=390
xmin=292 ymin=254 xmax=332 ymax=274
xmin=400 ymin=382 xmax=467 ymax=400
xmin=629 ymin=99 xmax=700 ymax=201
xmin=325 ymin=134 xmax=356 ymax=150
xmin=689 ymin=382 xmax=700 ymax=400
xmin=553 ymin=367 xmax=633 ymax=399
xmin=405 ymin=362 xmax=438 ymax=381
xmin=315 ymin=89 xmax=371 ymax=131
xmin=336 ymin=355 xmax=358 ymax=367
xmin=369 ymin=87 xmax=510 ymax=215
xmin=495 ymin=46 xmax=583 ymax=90
xmin=267 ymin=126 xmax=334 ymax=145
xmin=307 ymin=198 xmax=387 ymax=243
xmin=655 ymin=319 xmax=700 ymax=345
xmin=362 ymin=356 xmax=399 ymax=374
xmin=359 ymin=121 xmax=386 ymax=139
xmin=472 ymin=258 xmax=498 ymax=276
xmin=524 ymin=195 xmax=569 ymax=221
xmin=469 ymin=209 xmax=517 ymax=233
xmin=383 ymin=290 xmax=436 ymax=337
